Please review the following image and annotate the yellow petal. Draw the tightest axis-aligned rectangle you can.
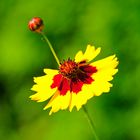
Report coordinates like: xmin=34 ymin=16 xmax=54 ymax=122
xmin=91 ymin=55 xmax=119 ymax=96
xmin=44 ymin=90 xmax=71 ymax=115
xmin=29 ymin=69 xmax=58 ymax=102
xmin=74 ymin=50 xmax=84 ymax=62
xmin=75 ymin=44 xmax=101 ymax=63
xmin=69 ymin=85 xmax=94 ymax=111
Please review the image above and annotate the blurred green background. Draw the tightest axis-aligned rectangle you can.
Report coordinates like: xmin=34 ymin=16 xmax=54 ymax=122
xmin=0 ymin=0 xmax=140 ymax=139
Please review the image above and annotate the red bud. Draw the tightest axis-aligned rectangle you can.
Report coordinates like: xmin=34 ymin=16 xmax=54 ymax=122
xmin=28 ymin=17 xmax=44 ymax=33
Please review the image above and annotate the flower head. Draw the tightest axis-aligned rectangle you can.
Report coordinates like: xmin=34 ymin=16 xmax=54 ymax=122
xmin=30 ymin=45 xmax=118 ymax=115
xmin=28 ymin=17 xmax=44 ymax=33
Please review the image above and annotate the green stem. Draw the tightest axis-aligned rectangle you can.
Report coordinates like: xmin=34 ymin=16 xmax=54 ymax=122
xmin=83 ymin=106 xmax=99 ymax=140
xmin=40 ymin=32 xmax=60 ymax=66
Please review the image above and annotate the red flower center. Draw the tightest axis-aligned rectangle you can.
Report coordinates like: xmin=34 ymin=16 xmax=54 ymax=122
xmin=59 ymin=59 xmax=79 ymax=79
xmin=51 ymin=59 xmax=97 ymax=95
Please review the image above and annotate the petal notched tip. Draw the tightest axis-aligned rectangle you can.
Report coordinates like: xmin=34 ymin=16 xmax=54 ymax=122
xmin=29 ymin=94 xmax=46 ymax=102
xmin=75 ymin=44 xmax=101 ymax=63
xmin=43 ymin=106 xmax=53 ymax=115
xmin=29 ymin=94 xmax=39 ymax=101
xmin=84 ymin=44 xmax=101 ymax=62
xmin=33 ymin=77 xmax=37 ymax=83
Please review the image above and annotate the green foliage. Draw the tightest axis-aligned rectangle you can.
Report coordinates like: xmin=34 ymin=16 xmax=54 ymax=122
xmin=0 ymin=0 xmax=140 ymax=139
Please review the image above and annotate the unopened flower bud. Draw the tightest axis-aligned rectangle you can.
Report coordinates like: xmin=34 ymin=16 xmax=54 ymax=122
xmin=28 ymin=17 xmax=44 ymax=33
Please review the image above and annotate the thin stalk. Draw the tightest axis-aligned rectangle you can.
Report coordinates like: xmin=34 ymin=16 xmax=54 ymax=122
xmin=40 ymin=32 xmax=60 ymax=66
xmin=83 ymin=106 xmax=99 ymax=140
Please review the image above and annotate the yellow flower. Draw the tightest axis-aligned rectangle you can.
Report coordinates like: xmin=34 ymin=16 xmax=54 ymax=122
xmin=30 ymin=45 xmax=118 ymax=115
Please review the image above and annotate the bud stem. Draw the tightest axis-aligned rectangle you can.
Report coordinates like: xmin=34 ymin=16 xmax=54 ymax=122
xmin=40 ymin=32 xmax=60 ymax=66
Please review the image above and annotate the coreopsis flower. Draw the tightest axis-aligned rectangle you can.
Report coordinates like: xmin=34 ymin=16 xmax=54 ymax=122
xmin=30 ymin=45 xmax=118 ymax=115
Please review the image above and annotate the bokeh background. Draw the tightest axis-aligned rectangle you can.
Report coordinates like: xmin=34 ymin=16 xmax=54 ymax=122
xmin=0 ymin=0 xmax=140 ymax=139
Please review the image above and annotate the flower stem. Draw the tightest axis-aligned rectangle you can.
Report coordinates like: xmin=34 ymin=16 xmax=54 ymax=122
xmin=83 ymin=106 xmax=99 ymax=140
xmin=40 ymin=32 xmax=60 ymax=66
